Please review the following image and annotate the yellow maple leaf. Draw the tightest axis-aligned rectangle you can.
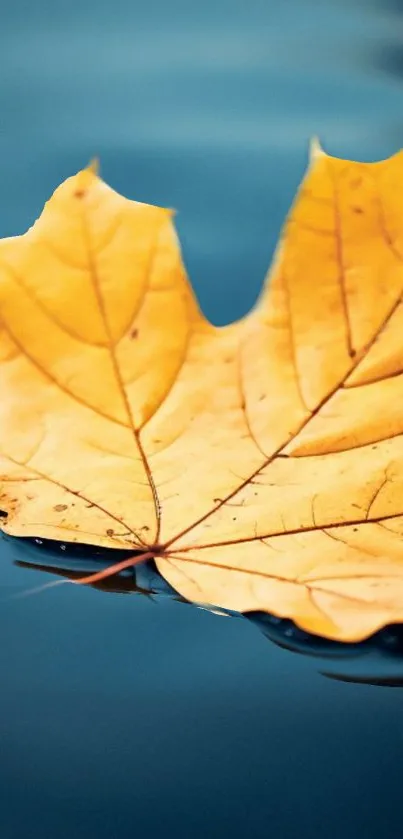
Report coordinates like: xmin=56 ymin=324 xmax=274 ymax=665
xmin=2 ymin=146 xmax=403 ymax=642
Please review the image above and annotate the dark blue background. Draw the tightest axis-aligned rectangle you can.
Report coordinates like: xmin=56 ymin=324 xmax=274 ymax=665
xmin=1 ymin=1 xmax=403 ymax=837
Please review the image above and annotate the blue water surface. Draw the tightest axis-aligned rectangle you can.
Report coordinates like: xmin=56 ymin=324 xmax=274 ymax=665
xmin=1 ymin=1 xmax=403 ymax=837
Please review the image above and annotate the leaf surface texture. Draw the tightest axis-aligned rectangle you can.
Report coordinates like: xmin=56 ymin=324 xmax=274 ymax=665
xmin=1 ymin=151 xmax=403 ymax=640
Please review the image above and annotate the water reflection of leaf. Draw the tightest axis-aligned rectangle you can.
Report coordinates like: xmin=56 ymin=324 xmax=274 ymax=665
xmin=11 ymin=536 xmax=403 ymax=689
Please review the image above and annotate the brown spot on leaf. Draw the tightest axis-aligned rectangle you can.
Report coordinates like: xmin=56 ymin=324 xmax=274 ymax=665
xmin=130 ymin=328 xmax=139 ymax=339
xmin=54 ymin=504 xmax=68 ymax=512
xmin=74 ymin=189 xmax=85 ymax=199
xmin=106 ymin=528 xmax=114 ymax=537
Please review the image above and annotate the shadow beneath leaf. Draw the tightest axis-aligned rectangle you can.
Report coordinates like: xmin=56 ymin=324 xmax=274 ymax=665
xmin=8 ymin=534 xmax=403 ymax=688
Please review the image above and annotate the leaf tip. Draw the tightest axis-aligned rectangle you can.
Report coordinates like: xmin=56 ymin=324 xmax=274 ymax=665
xmin=309 ymin=135 xmax=325 ymax=162
xmin=87 ymin=157 xmax=100 ymax=176
xmin=69 ymin=165 xmax=100 ymax=200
